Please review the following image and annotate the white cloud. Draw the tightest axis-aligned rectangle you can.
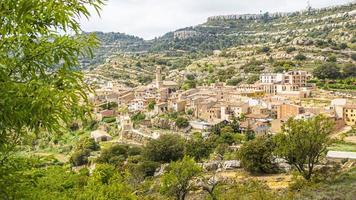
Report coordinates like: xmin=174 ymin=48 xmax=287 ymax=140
xmin=80 ymin=0 xmax=353 ymax=39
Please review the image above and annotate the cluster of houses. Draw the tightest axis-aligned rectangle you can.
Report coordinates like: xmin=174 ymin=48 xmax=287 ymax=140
xmin=90 ymin=66 xmax=356 ymax=137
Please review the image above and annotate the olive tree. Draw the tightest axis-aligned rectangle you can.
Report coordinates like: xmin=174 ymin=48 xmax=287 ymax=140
xmin=274 ymin=115 xmax=334 ymax=180
xmin=238 ymin=135 xmax=277 ymax=173
xmin=160 ymin=156 xmax=202 ymax=200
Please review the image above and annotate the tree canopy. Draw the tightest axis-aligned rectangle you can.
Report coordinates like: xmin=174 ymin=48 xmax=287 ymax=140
xmin=0 ymin=0 xmax=104 ymax=197
xmin=0 ymin=0 xmax=103 ymax=153
xmin=160 ymin=156 xmax=202 ymax=200
xmin=274 ymin=115 xmax=334 ymax=180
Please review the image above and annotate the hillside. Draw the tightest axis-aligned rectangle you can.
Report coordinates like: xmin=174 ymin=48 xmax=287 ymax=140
xmin=85 ymin=3 xmax=356 ymax=88
xmin=79 ymin=32 xmax=147 ymax=68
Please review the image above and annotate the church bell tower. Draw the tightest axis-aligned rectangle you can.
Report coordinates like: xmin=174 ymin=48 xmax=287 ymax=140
xmin=156 ymin=66 xmax=162 ymax=89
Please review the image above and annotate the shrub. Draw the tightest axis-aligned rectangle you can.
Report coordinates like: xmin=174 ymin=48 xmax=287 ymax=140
xmin=96 ymin=144 xmax=129 ymax=166
xmin=136 ymin=161 xmax=160 ymax=177
xmin=175 ymin=117 xmax=189 ymax=129
xmin=313 ymin=63 xmax=342 ymax=79
xmin=339 ymin=43 xmax=348 ymax=49
xmin=238 ymin=136 xmax=277 ymax=173
xmin=351 ymin=53 xmax=356 ymax=61
xmin=294 ymin=53 xmax=307 ymax=61
xmin=70 ymin=149 xmax=91 ymax=166
xmin=147 ymin=100 xmax=156 ymax=111
xmin=186 ymin=109 xmax=193 ymax=115
xmin=76 ymin=137 xmax=100 ymax=152
xmin=144 ymin=134 xmax=185 ymax=163
xmin=246 ymin=75 xmax=259 ymax=84
xmin=185 ymin=137 xmax=213 ymax=161
xmin=326 ymin=55 xmax=337 ymax=62
xmin=286 ymin=47 xmax=296 ymax=54
xmin=127 ymin=146 xmax=143 ymax=156
xmin=343 ymin=63 xmax=356 ymax=77
xmin=226 ymin=77 xmax=243 ymax=86
xmin=260 ymin=46 xmax=270 ymax=53
xmin=131 ymin=112 xmax=146 ymax=123
xmin=102 ymin=116 xmax=116 ymax=123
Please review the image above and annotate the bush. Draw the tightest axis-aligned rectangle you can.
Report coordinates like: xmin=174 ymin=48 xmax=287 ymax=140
xmin=147 ymin=100 xmax=156 ymax=111
xmin=175 ymin=117 xmax=189 ymax=128
xmin=313 ymin=63 xmax=342 ymax=80
xmin=226 ymin=77 xmax=243 ymax=86
xmin=260 ymin=46 xmax=270 ymax=53
xmin=351 ymin=53 xmax=356 ymax=61
xmin=185 ymin=137 xmax=213 ymax=161
xmin=218 ymin=132 xmax=235 ymax=145
xmin=186 ymin=109 xmax=193 ymax=115
xmin=246 ymin=75 xmax=259 ymax=84
xmin=102 ymin=116 xmax=116 ymax=123
xmin=294 ymin=53 xmax=307 ymax=61
xmin=144 ymin=134 xmax=185 ymax=163
xmin=286 ymin=47 xmax=296 ymax=54
xmin=326 ymin=55 xmax=337 ymax=62
xmin=96 ymin=144 xmax=129 ymax=166
xmin=339 ymin=43 xmax=348 ymax=50
xmin=76 ymin=137 xmax=100 ymax=152
xmin=131 ymin=112 xmax=146 ymax=123
xmin=136 ymin=161 xmax=160 ymax=177
xmin=343 ymin=63 xmax=356 ymax=77
xmin=238 ymin=136 xmax=277 ymax=173
xmin=127 ymin=146 xmax=143 ymax=156
xmin=70 ymin=149 xmax=91 ymax=166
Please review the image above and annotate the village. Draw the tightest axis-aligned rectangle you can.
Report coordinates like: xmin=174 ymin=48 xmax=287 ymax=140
xmin=88 ymin=65 xmax=356 ymax=148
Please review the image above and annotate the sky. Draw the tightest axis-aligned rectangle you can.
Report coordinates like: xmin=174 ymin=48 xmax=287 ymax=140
xmin=80 ymin=0 xmax=354 ymax=40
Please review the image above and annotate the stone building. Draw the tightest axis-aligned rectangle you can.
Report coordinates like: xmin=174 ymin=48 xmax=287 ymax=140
xmin=344 ymin=105 xmax=356 ymax=126
xmin=277 ymin=103 xmax=304 ymax=120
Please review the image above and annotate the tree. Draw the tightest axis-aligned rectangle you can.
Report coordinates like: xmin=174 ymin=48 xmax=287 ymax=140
xmin=244 ymin=125 xmax=256 ymax=141
xmin=144 ymin=134 xmax=185 ymax=163
xmin=339 ymin=43 xmax=348 ymax=49
xmin=260 ymin=46 xmax=270 ymax=53
xmin=185 ymin=136 xmax=212 ymax=161
xmin=313 ymin=63 xmax=342 ymax=80
xmin=0 ymin=0 xmax=103 ymax=150
xmin=326 ymin=55 xmax=337 ymax=62
xmin=96 ymin=144 xmax=130 ymax=167
xmin=0 ymin=0 xmax=103 ymax=197
xmin=351 ymin=53 xmax=356 ymax=61
xmin=160 ymin=156 xmax=202 ymax=200
xmin=343 ymin=63 xmax=356 ymax=78
xmin=175 ymin=117 xmax=189 ymax=129
xmin=286 ymin=47 xmax=296 ymax=54
xmin=238 ymin=136 xmax=277 ymax=173
xmin=230 ymin=117 xmax=240 ymax=133
xmin=274 ymin=115 xmax=334 ymax=180
xmin=218 ymin=126 xmax=235 ymax=145
xmin=70 ymin=137 xmax=99 ymax=166
xmin=294 ymin=53 xmax=307 ymax=61
xmin=147 ymin=100 xmax=156 ymax=111
xmin=226 ymin=78 xmax=243 ymax=86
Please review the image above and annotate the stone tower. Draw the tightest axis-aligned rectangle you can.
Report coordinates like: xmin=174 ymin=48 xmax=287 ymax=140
xmin=156 ymin=66 xmax=162 ymax=89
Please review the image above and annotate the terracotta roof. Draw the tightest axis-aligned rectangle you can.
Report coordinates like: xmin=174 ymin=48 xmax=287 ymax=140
xmin=344 ymin=104 xmax=356 ymax=109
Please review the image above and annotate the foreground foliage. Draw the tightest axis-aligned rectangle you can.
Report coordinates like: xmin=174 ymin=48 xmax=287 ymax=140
xmin=274 ymin=115 xmax=334 ymax=180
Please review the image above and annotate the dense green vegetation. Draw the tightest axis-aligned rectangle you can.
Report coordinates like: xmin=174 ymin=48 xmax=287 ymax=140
xmin=1 ymin=1 xmax=356 ymax=200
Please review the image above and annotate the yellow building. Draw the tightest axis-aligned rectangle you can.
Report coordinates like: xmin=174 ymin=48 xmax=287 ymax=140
xmin=344 ymin=105 xmax=356 ymax=126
